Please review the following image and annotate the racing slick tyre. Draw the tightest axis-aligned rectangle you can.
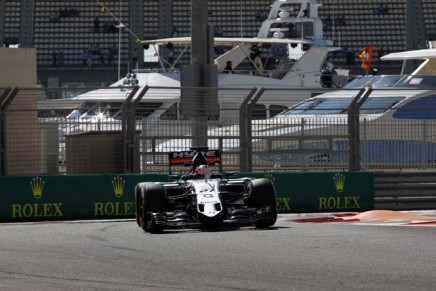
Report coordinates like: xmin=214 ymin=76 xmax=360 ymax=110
xmin=136 ymin=182 xmax=167 ymax=233
xmin=248 ymin=178 xmax=277 ymax=228
xmin=135 ymin=184 xmax=142 ymax=226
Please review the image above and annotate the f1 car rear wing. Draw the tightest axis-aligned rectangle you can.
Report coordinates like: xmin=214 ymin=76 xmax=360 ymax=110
xmin=168 ymin=148 xmax=222 ymax=174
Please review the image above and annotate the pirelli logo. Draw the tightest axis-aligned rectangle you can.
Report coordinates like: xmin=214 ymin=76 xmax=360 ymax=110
xmin=169 ymin=150 xmax=221 ymax=165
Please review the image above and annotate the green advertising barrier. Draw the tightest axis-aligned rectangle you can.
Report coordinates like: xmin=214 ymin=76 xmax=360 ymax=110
xmin=0 ymin=172 xmax=373 ymax=222
xmin=0 ymin=175 xmax=167 ymax=222
xmin=237 ymin=172 xmax=374 ymax=213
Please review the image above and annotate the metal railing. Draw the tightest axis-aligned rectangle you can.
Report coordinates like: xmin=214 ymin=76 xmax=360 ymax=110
xmin=374 ymin=171 xmax=436 ymax=210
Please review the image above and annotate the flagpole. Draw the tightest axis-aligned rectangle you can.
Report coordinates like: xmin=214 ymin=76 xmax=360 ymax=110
xmin=96 ymin=0 xmax=141 ymax=80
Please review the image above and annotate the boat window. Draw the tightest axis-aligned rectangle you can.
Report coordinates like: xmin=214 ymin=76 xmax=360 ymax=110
xmin=345 ymin=74 xmax=436 ymax=89
xmin=279 ymin=96 xmax=404 ymax=116
xmin=393 ymin=95 xmax=436 ymax=119
xmin=371 ymin=75 xmax=404 ymax=87
xmin=305 ymin=98 xmax=351 ymax=114
xmin=290 ymin=98 xmax=324 ymax=112
xmin=269 ymin=105 xmax=289 ymax=117
xmin=393 ymin=75 xmax=436 ymax=88
xmin=344 ymin=75 xmax=405 ymax=88
xmin=360 ymin=96 xmax=405 ymax=114
xmin=344 ymin=76 xmax=375 ymax=88
xmin=251 ymin=104 xmax=267 ymax=119
xmin=279 ymin=98 xmax=352 ymax=116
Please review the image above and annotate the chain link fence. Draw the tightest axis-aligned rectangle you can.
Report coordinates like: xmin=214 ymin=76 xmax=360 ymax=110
xmin=2 ymin=85 xmax=436 ymax=176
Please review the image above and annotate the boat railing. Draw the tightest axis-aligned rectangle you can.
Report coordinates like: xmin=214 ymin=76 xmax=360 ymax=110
xmin=132 ymin=68 xmax=347 ymax=87
xmin=133 ymin=68 xmax=315 ymax=78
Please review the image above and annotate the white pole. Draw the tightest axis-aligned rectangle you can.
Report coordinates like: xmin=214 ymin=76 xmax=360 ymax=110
xmin=118 ymin=28 xmax=121 ymax=79
xmin=117 ymin=0 xmax=121 ymax=80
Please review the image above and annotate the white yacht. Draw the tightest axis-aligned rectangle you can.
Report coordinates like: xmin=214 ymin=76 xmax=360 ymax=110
xmin=206 ymin=48 xmax=436 ymax=168
xmin=133 ymin=0 xmax=344 ymax=89
xmin=65 ymin=0 xmax=345 ymax=124
xmin=155 ymin=49 xmax=436 ymax=169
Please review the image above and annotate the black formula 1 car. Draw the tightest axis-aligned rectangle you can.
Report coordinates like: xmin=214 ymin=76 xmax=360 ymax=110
xmin=135 ymin=148 xmax=277 ymax=233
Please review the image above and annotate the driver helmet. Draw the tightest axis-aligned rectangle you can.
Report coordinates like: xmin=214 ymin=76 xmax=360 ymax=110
xmin=195 ymin=164 xmax=212 ymax=178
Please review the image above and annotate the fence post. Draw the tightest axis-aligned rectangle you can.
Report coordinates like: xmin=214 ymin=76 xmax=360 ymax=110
xmin=348 ymin=86 xmax=372 ymax=171
xmin=239 ymin=88 xmax=264 ymax=172
xmin=121 ymin=86 xmax=142 ymax=173
xmin=422 ymin=120 xmax=428 ymax=169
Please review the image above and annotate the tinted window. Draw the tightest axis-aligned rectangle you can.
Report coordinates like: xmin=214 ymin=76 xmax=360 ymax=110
xmin=344 ymin=76 xmax=375 ymax=88
xmin=269 ymin=105 xmax=288 ymax=117
xmin=280 ymin=96 xmax=404 ymax=116
xmin=371 ymin=75 xmax=404 ymax=87
xmin=345 ymin=75 xmax=436 ymax=89
xmin=393 ymin=75 xmax=436 ymax=88
xmin=393 ymin=95 xmax=436 ymax=119
xmin=280 ymin=98 xmax=351 ymax=115
xmin=361 ymin=97 xmax=404 ymax=114
xmin=251 ymin=104 xmax=267 ymax=119
xmin=306 ymin=98 xmax=351 ymax=114
xmin=286 ymin=98 xmax=324 ymax=115
xmin=345 ymin=75 xmax=405 ymax=88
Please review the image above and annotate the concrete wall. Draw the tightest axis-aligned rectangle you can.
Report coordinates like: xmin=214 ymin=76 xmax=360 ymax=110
xmin=0 ymin=48 xmax=42 ymax=175
xmin=0 ymin=48 xmax=37 ymax=87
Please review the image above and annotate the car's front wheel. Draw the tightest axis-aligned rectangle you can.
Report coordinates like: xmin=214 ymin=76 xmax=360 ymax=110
xmin=136 ymin=182 xmax=167 ymax=233
xmin=247 ymin=178 xmax=277 ymax=228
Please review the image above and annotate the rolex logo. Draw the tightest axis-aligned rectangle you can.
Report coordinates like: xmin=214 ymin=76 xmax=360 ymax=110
xmin=30 ymin=177 xmax=45 ymax=199
xmin=333 ymin=173 xmax=345 ymax=193
xmin=112 ymin=176 xmax=125 ymax=198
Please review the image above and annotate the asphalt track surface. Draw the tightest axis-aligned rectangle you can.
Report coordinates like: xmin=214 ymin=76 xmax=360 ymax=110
xmin=1 ymin=215 xmax=436 ymax=291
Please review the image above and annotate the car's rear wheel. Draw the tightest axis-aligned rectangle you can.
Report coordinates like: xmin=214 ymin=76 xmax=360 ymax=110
xmin=248 ymin=178 xmax=277 ymax=228
xmin=137 ymin=182 xmax=167 ymax=233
